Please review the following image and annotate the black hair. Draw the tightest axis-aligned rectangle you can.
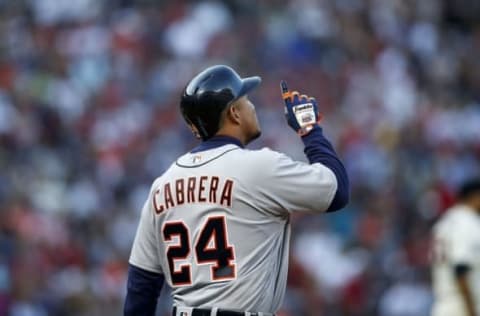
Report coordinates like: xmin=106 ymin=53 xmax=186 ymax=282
xmin=457 ymin=178 xmax=480 ymax=200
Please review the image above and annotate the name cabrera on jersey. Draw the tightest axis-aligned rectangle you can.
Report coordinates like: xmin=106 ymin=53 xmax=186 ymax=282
xmin=129 ymin=144 xmax=337 ymax=313
xmin=152 ymin=175 xmax=234 ymax=213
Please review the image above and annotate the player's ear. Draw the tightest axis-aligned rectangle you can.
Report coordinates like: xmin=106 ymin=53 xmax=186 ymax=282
xmin=226 ymin=102 xmax=241 ymax=125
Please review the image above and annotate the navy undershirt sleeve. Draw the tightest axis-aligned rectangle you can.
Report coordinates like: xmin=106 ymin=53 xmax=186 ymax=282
xmin=301 ymin=125 xmax=349 ymax=212
xmin=454 ymin=263 xmax=471 ymax=277
xmin=124 ymin=264 xmax=164 ymax=316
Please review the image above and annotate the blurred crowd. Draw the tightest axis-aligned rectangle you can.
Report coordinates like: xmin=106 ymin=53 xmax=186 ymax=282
xmin=0 ymin=0 xmax=479 ymax=315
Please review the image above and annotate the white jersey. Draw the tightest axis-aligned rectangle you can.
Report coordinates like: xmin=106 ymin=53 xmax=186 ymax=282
xmin=129 ymin=143 xmax=337 ymax=313
xmin=431 ymin=204 xmax=480 ymax=316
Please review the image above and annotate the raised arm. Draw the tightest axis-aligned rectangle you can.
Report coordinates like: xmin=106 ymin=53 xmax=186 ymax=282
xmin=281 ymin=80 xmax=349 ymax=212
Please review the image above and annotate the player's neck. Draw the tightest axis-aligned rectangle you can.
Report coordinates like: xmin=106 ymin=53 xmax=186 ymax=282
xmin=208 ymin=134 xmax=244 ymax=148
xmin=191 ymin=134 xmax=244 ymax=153
xmin=212 ymin=134 xmax=245 ymax=147
xmin=215 ymin=126 xmax=247 ymax=146
xmin=460 ymin=201 xmax=480 ymax=214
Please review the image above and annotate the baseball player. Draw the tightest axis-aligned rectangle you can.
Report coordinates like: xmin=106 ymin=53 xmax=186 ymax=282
xmin=124 ymin=65 xmax=349 ymax=316
xmin=431 ymin=179 xmax=480 ymax=316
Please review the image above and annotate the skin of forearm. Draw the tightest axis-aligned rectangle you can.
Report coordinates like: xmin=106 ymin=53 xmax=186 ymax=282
xmin=456 ymin=274 xmax=477 ymax=316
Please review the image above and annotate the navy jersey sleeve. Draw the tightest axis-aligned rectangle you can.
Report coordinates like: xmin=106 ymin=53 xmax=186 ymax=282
xmin=301 ymin=125 xmax=349 ymax=212
xmin=124 ymin=264 xmax=164 ymax=316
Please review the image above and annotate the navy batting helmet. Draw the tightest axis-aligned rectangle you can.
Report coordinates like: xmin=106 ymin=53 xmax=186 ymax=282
xmin=180 ymin=65 xmax=261 ymax=140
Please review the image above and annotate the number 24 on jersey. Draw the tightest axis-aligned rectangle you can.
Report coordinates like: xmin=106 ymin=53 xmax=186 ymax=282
xmin=162 ymin=215 xmax=236 ymax=286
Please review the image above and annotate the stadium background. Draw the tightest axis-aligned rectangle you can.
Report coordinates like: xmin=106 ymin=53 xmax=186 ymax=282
xmin=0 ymin=0 xmax=479 ymax=315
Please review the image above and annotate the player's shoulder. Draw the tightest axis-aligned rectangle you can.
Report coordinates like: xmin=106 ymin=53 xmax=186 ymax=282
xmin=242 ymin=146 xmax=289 ymax=161
xmin=436 ymin=204 xmax=480 ymax=231
xmin=237 ymin=147 xmax=291 ymax=169
xmin=148 ymin=175 xmax=166 ymax=196
xmin=448 ymin=205 xmax=478 ymax=221
xmin=149 ymin=162 xmax=179 ymax=191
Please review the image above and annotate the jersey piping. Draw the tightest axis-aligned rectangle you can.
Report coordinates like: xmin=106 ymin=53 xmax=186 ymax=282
xmin=175 ymin=147 xmax=240 ymax=168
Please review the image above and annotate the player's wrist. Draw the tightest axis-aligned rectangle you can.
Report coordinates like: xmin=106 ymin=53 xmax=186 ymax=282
xmin=300 ymin=123 xmax=322 ymax=137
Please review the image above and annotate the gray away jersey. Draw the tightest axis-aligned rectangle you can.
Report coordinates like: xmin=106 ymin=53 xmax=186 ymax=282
xmin=129 ymin=143 xmax=337 ymax=313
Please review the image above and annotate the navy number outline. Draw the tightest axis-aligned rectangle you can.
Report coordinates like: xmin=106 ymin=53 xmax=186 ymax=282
xmin=162 ymin=216 xmax=236 ymax=286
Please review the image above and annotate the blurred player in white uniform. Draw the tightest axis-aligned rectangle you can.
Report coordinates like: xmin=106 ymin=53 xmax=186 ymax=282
xmin=124 ymin=65 xmax=349 ymax=316
xmin=431 ymin=179 xmax=480 ymax=316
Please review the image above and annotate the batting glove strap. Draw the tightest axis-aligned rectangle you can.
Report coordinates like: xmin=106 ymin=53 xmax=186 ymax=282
xmin=281 ymin=81 xmax=321 ymax=136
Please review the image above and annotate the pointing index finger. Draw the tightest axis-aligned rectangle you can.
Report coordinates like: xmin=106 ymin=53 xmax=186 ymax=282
xmin=280 ymin=80 xmax=291 ymax=99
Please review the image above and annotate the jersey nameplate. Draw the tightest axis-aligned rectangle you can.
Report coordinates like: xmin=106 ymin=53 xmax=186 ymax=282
xmin=153 ymin=176 xmax=234 ymax=214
